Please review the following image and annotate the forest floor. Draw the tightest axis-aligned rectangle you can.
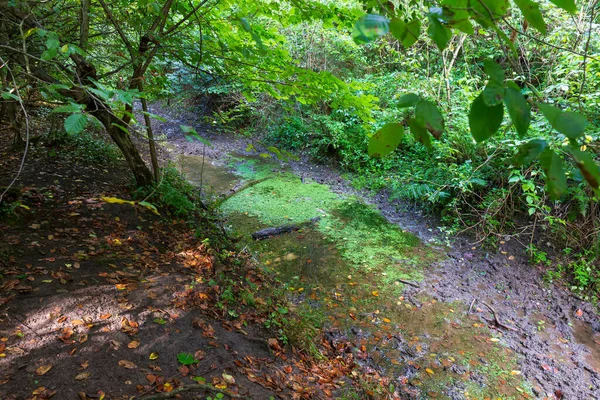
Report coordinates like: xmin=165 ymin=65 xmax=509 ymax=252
xmin=145 ymin=100 xmax=600 ymax=399
xmin=0 ymin=124 xmax=362 ymax=399
xmin=0 ymin=99 xmax=599 ymax=399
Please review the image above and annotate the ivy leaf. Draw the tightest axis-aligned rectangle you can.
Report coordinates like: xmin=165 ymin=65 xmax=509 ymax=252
xmin=64 ymin=113 xmax=87 ymax=135
xmin=512 ymin=139 xmax=547 ymax=166
xmin=408 ymin=118 xmax=431 ymax=148
xmin=397 ymin=93 xmax=422 ymax=108
xmin=469 ymin=93 xmax=504 ymax=142
xmin=514 ymin=0 xmax=547 ymax=34
xmin=548 ymin=0 xmax=577 ymax=14
xmin=353 ymin=14 xmax=389 ymax=44
xmin=539 ymin=148 xmax=567 ymax=199
xmin=427 ymin=14 xmax=451 ymax=51
xmin=568 ymin=148 xmax=600 ymax=193
xmin=415 ymin=100 xmax=444 ymax=139
xmin=539 ymin=103 xmax=588 ymax=139
xmin=503 ymin=86 xmax=531 ymax=137
xmin=367 ymin=122 xmax=404 ymax=157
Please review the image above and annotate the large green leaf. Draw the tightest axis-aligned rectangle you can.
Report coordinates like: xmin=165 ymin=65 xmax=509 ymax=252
xmin=397 ymin=93 xmax=422 ymax=108
xmin=390 ymin=18 xmax=421 ymax=48
xmin=539 ymin=148 xmax=567 ymax=199
xmin=64 ymin=113 xmax=87 ymax=135
xmin=427 ymin=14 xmax=451 ymax=51
xmin=483 ymin=59 xmax=504 ymax=84
xmin=469 ymin=93 xmax=504 ymax=142
xmin=367 ymin=123 xmax=404 ymax=157
xmin=512 ymin=139 xmax=547 ymax=166
xmin=513 ymin=0 xmax=547 ymax=34
xmin=483 ymin=82 xmax=505 ymax=106
xmin=353 ymin=14 xmax=389 ymax=44
xmin=471 ymin=0 xmax=509 ymax=26
xmin=415 ymin=100 xmax=444 ymax=139
xmin=548 ymin=0 xmax=577 ymax=13
xmin=408 ymin=119 xmax=431 ymax=148
xmin=503 ymin=87 xmax=531 ymax=137
xmin=568 ymin=148 xmax=600 ymax=193
xmin=539 ymin=103 xmax=588 ymax=139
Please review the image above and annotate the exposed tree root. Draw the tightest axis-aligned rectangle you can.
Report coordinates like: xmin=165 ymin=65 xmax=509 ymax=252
xmin=252 ymin=217 xmax=320 ymax=240
xmin=470 ymin=298 xmax=520 ymax=333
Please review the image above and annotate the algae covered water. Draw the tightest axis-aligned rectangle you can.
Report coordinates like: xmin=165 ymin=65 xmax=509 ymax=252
xmin=173 ymin=151 xmax=533 ymax=399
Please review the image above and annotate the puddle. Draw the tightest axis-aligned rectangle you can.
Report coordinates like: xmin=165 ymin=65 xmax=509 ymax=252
xmin=572 ymin=319 xmax=600 ymax=373
xmin=175 ymin=154 xmax=240 ymax=195
xmin=188 ymin=154 xmax=532 ymax=398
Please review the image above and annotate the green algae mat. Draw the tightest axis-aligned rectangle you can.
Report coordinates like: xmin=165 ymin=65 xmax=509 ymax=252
xmin=212 ymin=156 xmax=533 ymax=398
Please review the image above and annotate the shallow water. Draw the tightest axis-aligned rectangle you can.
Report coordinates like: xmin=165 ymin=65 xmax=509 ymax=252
xmin=181 ymin=153 xmax=533 ymax=398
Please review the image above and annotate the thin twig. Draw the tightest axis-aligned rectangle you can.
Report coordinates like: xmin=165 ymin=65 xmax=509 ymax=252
xmin=477 ymin=299 xmax=520 ymax=332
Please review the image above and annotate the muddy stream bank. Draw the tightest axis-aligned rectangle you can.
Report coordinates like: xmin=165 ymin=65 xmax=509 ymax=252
xmin=149 ymin=104 xmax=600 ymax=399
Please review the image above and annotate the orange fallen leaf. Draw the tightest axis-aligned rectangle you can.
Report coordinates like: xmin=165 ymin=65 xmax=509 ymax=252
xmin=118 ymin=360 xmax=137 ymax=369
xmin=425 ymin=368 xmax=435 ymax=375
xmin=36 ymin=364 xmax=52 ymax=376
xmin=99 ymin=313 xmax=112 ymax=320
xmin=127 ymin=340 xmax=140 ymax=349
xmin=575 ymin=309 xmax=583 ymax=317
xmin=371 ymin=291 xmax=379 ymax=297
xmin=75 ymin=372 xmax=90 ymax=380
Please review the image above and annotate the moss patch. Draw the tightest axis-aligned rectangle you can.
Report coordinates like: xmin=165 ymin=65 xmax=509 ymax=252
xmin=220 ymin=176 xmax=341 ymax=226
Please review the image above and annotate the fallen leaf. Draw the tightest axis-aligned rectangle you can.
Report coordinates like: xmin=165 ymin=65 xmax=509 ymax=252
xmin=149 ymin=352 xmax=159 ymax=360
xmin=371 ymin=291 xmax=379 ymax=297
xmin=425 ymin=368 xmax=434 ymax=375
xmin=127 ymin=340 xmax=140 ymax=349
xmin=36 ymin=364 xmax=53 ymax=376
xmin=576 ymin=309 xmax=583 ymax=317
xmin=222 ymin=372 xmax=235 ymax=384
xmin=510 ymin=370 xmax=521 ymax=376
xmin=75 ymin=372 xmax=90 ymax=380
xmin=118 ymin=360 xmax=137 ymax=369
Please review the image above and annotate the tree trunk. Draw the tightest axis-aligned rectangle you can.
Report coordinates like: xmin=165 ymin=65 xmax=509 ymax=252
xmin=106 ymin=123 xmax=154 ymax=187
xmin=138 ymin=83 xmax=160 ymax=181
xmin=80 ymin=0 xmax=90 ymax=50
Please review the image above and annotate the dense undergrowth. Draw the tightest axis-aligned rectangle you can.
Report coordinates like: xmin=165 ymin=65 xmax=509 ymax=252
xmin=175 ymin=16 xmax=600 ymax=301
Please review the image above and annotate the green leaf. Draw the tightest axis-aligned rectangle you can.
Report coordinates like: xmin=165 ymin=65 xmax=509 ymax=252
xmin=397 ymin=93 xmax=422 ymax=108
xmin=483 ymin=59 xmax=504 ymax=84
xmin=368 ymin=122 xmax=404 ymax=157
xmin=353 ymin=14 xmax=389 ymax=44
xmin=414 ymin=100 xmax=444 ymax=139
xmin=539 ymin=103 xmax=588 ymax=139
xmin=568 ymin=148 xmax=600 ymax=193
xmin=427 ymin=14 xmax=451 ymax=51
xmin=408 ymin=118 xmax=431 ymax=148
xmin=1 ymin=92 xmax=20 ymax=101
xmin=539 ymin=149 xmax=567 ymax=199
xmin=390 ymin=18 xmax=421 ymax=48
xmin=503 ymin=87 xmax=531 ymax=137
xmin=180 ymin=125 xmax=212 ymax=146
xmin=469 ymin=93 xmax=504 ymax=142
xmin=177 ymin=352 xmax=199 ymax=365
xmin=512 ymin=139 xmax=547 ymax=165
xmin=548 ymin=0 xmax=577 ymax=13
xmin=64 ymin=113 xmax=87 ymax=135
xmin=141 ymin=111 xmax=167 ymax=122
xmin=482 ymin=82 xmax=505 ymax=106
xmin=41 ymin=48 xmax=58 ymax=61
xmin=52 ymin=104 xmax=82 ymax=113
xmin=513 ymin=0 xmax=547 ymax=34
xmin=471 ymin=0 xmax=509 ymax=26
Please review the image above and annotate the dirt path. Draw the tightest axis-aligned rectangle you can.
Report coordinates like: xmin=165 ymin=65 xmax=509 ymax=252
xmin=149 ymin=101 xmax=600 ymax=399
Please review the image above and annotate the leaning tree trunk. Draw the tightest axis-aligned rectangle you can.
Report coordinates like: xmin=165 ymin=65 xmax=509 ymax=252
xmin=106 ymin=123 xmax=154 ymax=187
xmin=88 ymin=102 xmax=154 ymax=187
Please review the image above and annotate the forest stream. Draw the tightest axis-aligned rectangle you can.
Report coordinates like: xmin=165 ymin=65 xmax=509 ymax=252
xmin=153 ymin=103 xmax=600 ymax=399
